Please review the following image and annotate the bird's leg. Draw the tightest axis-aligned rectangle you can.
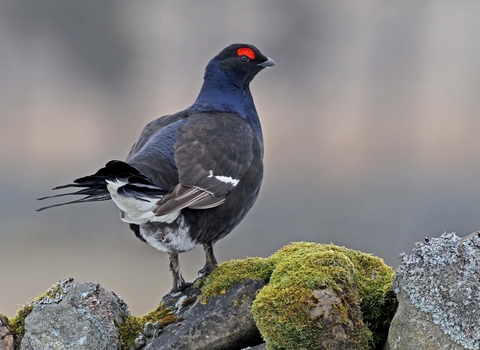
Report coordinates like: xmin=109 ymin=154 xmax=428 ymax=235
xmin=196 ymin=242 xmax=218 ymax=279
xmin=168 ymin=251 xmax=192 ymax=293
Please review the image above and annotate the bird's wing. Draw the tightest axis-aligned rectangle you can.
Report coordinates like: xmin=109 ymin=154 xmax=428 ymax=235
xmin=127 ymin=111 xmax=189 ymax=160
xmin=153 ymin=112 xmax=256 ymax=216
xmin=125 ymin=111 xmax=191 ymax=190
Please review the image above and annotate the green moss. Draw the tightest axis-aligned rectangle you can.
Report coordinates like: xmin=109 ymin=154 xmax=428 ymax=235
xmin=1 ymin=304 xmax=34 ymax=348
xmin=117 ymin=303 xmax=177 ymax=349
xmin=194 ymin=256 xmax=274 ymax=299
xmin=344 ymin=249 xmax=397 ymax=349
xmin=253 ymin=243 xmax=371 ymax=349
xmin=197 ymin=242 xmax=397 ymax=350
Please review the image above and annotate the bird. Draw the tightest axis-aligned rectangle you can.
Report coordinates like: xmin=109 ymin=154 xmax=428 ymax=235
xmin=38 ymin=43 xmax=275 ymax=293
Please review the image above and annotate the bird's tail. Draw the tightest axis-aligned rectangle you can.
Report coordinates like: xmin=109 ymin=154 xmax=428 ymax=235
xmin=37 ymin=160 xmax=149 ymax=211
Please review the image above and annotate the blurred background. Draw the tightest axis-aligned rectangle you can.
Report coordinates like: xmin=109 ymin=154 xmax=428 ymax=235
xmin=2 ymin=1 xmax=480 ymax=317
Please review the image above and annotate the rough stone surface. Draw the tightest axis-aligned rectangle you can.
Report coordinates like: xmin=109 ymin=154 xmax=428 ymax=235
xmin=145 ymin=279 xmax=266 ymax=350
xmin=21 ymin=277 xmax=129 ymax=350
xmin=0 ymin=317 xmax=14 ymax=350
xmin=387 ymin=232 xmax=480 ymax=350
xmin=242 ymin=344 xmax=266 ymax=350
xmin=310 ymin=288 xmax=362 ymax=349
xmin=160 ymin=285 xmax=203 ymax=317
xmin=385 ymin=289 xmax=464 ymax=350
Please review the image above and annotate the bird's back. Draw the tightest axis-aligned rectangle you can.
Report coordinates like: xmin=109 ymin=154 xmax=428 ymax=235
xmin=126 ymin=110 xmax=189 ymax=190
xmin=125 ymin=109 xmax=264 ymax=245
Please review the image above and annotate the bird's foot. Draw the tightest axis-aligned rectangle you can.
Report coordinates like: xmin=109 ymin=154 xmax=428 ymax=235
xmin=174 ymin=280 xmax=194 ymax=292
xmin=162 ymin=281 xmax=194 ymax=298
xmin=193 ymin=261 xmax=217 ymax=283
xmin=171 ymin=276 xmax=193 ymax=293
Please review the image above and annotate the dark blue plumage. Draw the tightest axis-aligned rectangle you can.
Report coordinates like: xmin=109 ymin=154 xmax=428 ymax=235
xmin=38 ymin=43 xmax=275 ymax=292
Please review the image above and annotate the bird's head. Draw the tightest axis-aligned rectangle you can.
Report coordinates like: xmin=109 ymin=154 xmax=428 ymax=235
xmin=204 ymin=43 xmax=276 ymax=88
xmin=191 ymin=43 xmax=274 ymax=119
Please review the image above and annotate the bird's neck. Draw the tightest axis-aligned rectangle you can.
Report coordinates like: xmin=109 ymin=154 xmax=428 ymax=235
xmin=189 ymin=71 xmax=262 ymax=134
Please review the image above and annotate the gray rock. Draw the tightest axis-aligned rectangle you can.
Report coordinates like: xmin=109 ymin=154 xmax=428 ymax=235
xmin=242 ymin=344 xmax=266 ymax=350
xmin=21 ymin=277 xmax=129 ymax=350
xmin=146 ymin=279 xmax=266 ymax=350
xmin=385 ymin=289 xmax=464 ymax=350
xmin=386 ymin=232 xmax=480 ymax=350
xmin=0 ymin=316 xmax=14 ymax=350
xmin=310 ymin=288 xmax=364 ymax=349
xmin=160 ymin=285 xmax=203 ymax=319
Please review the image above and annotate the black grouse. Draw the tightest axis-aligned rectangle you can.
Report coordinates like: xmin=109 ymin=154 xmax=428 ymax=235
xmin=38 ymin=43 xmax=275 ymax=292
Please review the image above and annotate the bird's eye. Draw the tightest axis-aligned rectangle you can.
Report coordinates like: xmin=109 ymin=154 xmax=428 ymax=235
xmin=239 ymin=55 xmax=249 ymax=63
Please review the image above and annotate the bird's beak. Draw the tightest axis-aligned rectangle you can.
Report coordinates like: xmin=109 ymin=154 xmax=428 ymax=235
xmin=258 ymin=57 xmax=276 ymax=68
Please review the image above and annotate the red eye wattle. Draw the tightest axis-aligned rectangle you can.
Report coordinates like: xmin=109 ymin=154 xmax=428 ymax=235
xmin=237 ymin=47 xmax=255 ymax=60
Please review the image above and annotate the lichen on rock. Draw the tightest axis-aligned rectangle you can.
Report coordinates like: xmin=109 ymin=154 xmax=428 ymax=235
xmin=4 ymin=278 xmax=130 ymax=350
xmin=1 ymin=278 xmax=75 ymax=348
xmin=391 ymin=232 xmax=480 ymax=349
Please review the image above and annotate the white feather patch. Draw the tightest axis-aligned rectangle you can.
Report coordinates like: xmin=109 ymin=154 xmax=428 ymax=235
xmin=214 ymin=175 xmax=239 ymax=186
xmin=207 ymin=170 xmax=239 ymax=186
xmin=106 ymin=180 xmax=180 ymax=224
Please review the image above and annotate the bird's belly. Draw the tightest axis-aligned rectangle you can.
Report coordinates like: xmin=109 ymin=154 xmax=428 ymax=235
xmin=138 ymin=215 xmax=196 ymax=253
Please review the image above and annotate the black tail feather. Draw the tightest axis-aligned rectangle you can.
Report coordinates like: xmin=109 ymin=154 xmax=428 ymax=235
xmin=37 ymin=193 xmax=111 ymax=211
xmin=38 ymin=185 xmax=106 ymax=200
xmin=37 ymin=160 xmax=149 ymax=212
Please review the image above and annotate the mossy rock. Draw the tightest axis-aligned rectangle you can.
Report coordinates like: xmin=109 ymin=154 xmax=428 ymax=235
xmin=4 ymin=243 xmax=396 ymax=350
xmin=0 ymin=278 xmax=71 ymax=348
xmin=1 ymin=304 xmax=33 ymax=348
xmin=1 ymin=279 xmax=177 ymax=350
xmin=197 ymin=257 xmax=274 ymax=299
xmin=117 ymin=303 xmax=178 ymax=349
xmin=197 ymin=242 xmax=397 ymax=350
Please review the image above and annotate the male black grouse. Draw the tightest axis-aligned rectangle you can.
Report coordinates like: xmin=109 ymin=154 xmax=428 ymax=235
xmin=38 ymin=43 xmax=275 ymax=292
